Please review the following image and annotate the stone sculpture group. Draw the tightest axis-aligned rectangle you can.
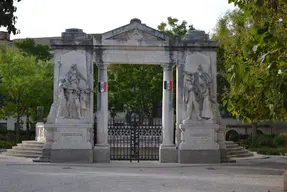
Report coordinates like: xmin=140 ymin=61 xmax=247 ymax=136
xmin=56 ymin=64 xmax=90 ymax=121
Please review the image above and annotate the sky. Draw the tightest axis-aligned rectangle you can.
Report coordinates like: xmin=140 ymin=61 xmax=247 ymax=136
xmin=8 ymin=0 xmax=235 ymax=39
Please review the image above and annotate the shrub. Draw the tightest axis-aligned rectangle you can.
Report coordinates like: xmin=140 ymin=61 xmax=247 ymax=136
xmin=250 ymin=147 xmax=287 ymax=156
xmin=0 ymin=140 xmax=16 ymax=149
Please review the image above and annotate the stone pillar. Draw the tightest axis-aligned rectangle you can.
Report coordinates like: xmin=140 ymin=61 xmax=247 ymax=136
xmin=93 ymin=63 xmax=110 ymax=163
xmin=159 ymin=63 xmax=178 ymax=163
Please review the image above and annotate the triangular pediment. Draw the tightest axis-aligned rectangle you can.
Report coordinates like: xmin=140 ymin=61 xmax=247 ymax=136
xmin=101 ymin=18 xmax=168 ymax=42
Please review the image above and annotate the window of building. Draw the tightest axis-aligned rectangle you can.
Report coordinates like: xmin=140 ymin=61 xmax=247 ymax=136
xmin=0 ymin=123 xmax=7 ymax=130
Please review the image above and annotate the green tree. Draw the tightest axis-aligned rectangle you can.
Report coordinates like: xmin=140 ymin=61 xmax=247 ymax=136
xmin=213 ymin=2 xmax=287 ymax=140
xmin=13 ymin=38 xmax=53 ymax=133
xmin=0 ymin=45 xmax=53 ymax=142
xmin=108 ymin=64 xmax=162 ymax=123
xmin=0 ymin=0 xmax=21 ymax=34
xmin=14 ymin=38 xmax=53 ymax=61
xmin=158 ymin=16 xmax=195 ymax=36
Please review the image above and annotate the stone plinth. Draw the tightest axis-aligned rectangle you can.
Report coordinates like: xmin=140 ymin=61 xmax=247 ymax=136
xmin=93 ymin=145 xmax=110 ymax=163
xmin=50 ymin=124 xmax=93 ymax=163
xmin=35 ymin=122 xmax=46 ymax=142
xmin=178 ymin=120 xmax=220 ymax=164
xmin=159 ymin=144 xmax=178 ymax=163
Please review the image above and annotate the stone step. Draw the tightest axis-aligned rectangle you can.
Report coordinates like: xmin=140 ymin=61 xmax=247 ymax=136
xmin=3 ymin=152 xmax=40 ymax=158
xmin=22 ymin=141 xmax=44 ymax=145
xmin=7 ymin=149 xmax=42 ymax=155
xmin=227 ymin=150 xmax=250 ymax=155
xmin=16 ymin=144 xmax=43 ymax=150
xmin=227 ymin=152 xmax=254 ymax=158
xmin=226 ymin=144 xmax=241 ymax=149
xmin=227 ymin=146 xmax=246 ymax=151
xmin=11 ymin=147 xmax=42 ymax=153
xmin=17 ymin=143 xmax=44 ymax=149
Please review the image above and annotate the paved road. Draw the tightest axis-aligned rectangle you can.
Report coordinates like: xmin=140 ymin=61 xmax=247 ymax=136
xmin=0 ymin=156 xmax=284 ymax=192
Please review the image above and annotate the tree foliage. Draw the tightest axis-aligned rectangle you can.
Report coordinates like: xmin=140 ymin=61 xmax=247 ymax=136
xmin=158 ymin=16 xmax=195 ymax=37
xmin=108 ymin=64 xmax=162 ymax=122
xmin=14 ymin=38 xmax=53 ymax=62
xmin=0 ymin=0 xmax=21 ymax=35
xmin=213 ymin=0 xmax=287 ymax=138
xmin=0 ymin=46 xmax=53 ymax=142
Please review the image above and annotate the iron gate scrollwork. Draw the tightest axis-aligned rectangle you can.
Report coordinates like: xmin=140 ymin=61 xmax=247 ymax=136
xmin=108 ymin=118 xmax=162 ymax=161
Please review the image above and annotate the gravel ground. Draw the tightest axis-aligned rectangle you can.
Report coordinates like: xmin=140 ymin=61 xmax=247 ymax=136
xmin=0 ymin=155 xmax=284 ymax=192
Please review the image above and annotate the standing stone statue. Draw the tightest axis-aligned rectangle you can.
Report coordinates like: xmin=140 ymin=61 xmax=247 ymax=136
xmin=183 ymin=64 xmax=214 ymax=121
xmin=56 ymin=64 xmax=90 ymax=120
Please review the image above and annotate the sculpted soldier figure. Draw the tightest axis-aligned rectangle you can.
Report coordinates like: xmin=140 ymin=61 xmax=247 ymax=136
xmin=56 ymin=64 xmax=90 ymax=120
xmin=183 ymin=64 xmax=214 ymax=121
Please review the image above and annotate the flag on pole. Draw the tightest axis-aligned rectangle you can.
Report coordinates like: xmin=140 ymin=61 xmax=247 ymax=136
xmin=98 ymin=82 xmax=107 ymax=93
xmin=164 ymin=80 xmax=173 ymax=90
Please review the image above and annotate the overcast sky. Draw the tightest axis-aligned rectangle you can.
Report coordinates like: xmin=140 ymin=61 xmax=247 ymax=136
xmin=7 ymin=0 xmax=235 ymax=39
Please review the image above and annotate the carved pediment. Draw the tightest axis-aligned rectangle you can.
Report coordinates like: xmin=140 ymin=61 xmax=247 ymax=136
xmin=102 ymin=18 xmax=168 ymax=42
xmin=107 ymin=28 xmax=165 ymax=41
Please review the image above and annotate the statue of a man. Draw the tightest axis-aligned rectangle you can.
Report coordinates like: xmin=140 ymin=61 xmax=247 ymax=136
xmin=197 ymin=65 xmax=214 ymax=120
xmin=183 ymin=64 xmax=214 ymax=121
xmin=183 ymin=72 xmax=202 ymax=121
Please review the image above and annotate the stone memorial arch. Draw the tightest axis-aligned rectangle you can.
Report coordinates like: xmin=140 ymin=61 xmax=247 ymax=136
xmin=41 ymin=18 xmax=226 ymax=163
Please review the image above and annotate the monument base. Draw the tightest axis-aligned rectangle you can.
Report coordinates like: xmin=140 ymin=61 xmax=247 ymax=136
xmin=178 ymin=120 xmax=220 ymax=164
xmin=93 ymin=145 xmax=110 ymax=163
xmin=50 ymin=123 xmax=93 ymax=163
xmin=178 ymin=149 xmax=220 ymax=164
xmin=51 ymin=149 xmax=93 ymax=163
xmin=159 ymin=144 xmax=178 ymax=163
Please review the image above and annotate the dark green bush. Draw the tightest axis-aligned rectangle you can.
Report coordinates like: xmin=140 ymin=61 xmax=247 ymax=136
xmin=250 ymin=147 xmax=287 ymax=155
xmin=0 ymin=130 xmax=35 ymax=142
xmin=240 ymin=133 xmax=287 ymax=156
xmin=0 ymin=140 xmax=16 ymax=149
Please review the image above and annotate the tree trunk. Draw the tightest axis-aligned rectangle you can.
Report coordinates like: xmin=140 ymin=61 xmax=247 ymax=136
xmin=26 ymin=112 xmax=30 ymax=138
xmin=16 ymin=113 xmax=20 ymax=143
xmin=251 ymin=122 xmax=257 ymax=143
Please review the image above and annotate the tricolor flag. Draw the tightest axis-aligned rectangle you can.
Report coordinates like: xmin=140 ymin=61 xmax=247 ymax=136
xmin=98 ymin=82 xmax=107 ymax=93
xmin=164 ymin=80 xmax=173 ymax=90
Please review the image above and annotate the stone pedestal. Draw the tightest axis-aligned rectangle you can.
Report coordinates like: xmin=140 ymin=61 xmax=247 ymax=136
xmin=35 ymin=122 xmax=46 ymax=142
xmin=178 ymin=120 xmax=220 ymax=164
xmin=50 ymin=124 xmax=93 ymax=163
xmin=159 ymin=144 xmax=178 ymax=163
xmin=93 ymin=145 xmax=110 ymax=163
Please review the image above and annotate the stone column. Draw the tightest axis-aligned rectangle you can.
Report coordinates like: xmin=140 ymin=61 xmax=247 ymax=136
xmin=93 ymin=63 xmax=110 ymax=163
xmin=159 ymin=63 xmax=178 ymax=163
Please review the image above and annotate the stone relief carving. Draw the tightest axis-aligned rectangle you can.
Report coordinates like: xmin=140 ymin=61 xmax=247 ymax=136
xmin=183 ymin=64 xmax=214 ymax=121
xmin=56 ymin=64 xmax=91 ymax=120
xmin=110 ymin=29 xmax=160 ymax=41
xmin=128 ymin=29 xmax=143 ymax=40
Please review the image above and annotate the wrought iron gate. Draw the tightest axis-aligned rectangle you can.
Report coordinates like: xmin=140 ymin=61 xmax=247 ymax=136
xmin=108 ymin=120 xmax=162 ymax=161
